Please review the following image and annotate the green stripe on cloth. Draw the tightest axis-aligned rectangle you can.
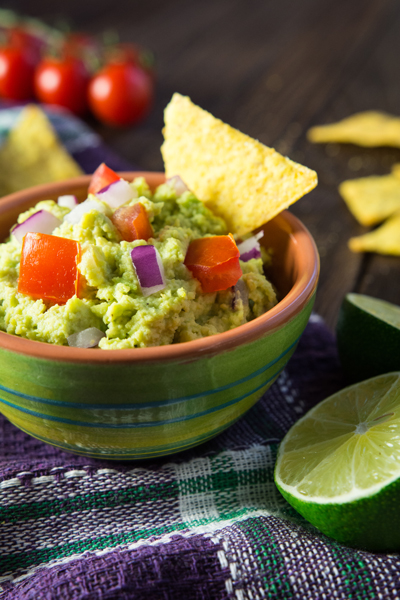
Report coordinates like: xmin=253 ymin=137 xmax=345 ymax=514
xmin=329 ymin=546 xmax=376 ymax=599
xmin=177 ymin=445 xmax=284 ymax=525
xmin=0 ymin=522 xmax=191 ymax=576
xmin=0 ymin=445 xmax=284 ymax=579
xmin=0 ymin=480 xmax=179 ymax=523
xmin=237 ymin=516 xmax=295 ymax=599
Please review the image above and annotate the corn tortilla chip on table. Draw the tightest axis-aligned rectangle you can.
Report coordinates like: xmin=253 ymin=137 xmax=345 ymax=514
xmin=349 ymin=212 xmax=400 ymax=255
xmin=307 ymin=110 xmax=400 ymax=147
xmin=338 ymin=173 xmax=400 ymax=226
xmin=338 ymin=164 xmax=400 ymax=256
xmin=161 ymin=93 xmax=317 ymax=236
xmin=308 ymin=109 xmax=400 ymax=255
xmin=0 ymin=104 xmax=83 ymax=198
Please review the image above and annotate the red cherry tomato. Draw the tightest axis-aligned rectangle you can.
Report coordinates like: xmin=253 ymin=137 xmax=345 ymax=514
xmin=88 ymin=62 xmax=153 ymax=127
xmin=104 ymin=42 xmax=141 ymax=64
xmin=8 ymin=27 xmax=46 ymax=63
xmin=103 ymin=43 xmax=156 ymax=80
xmin=0 ymin=45 xmax=36 ymax=100
xmin=62 ymin=32 xmax=100 ymax=58
xmin=34 ymin=56 xmax=90 ymax=116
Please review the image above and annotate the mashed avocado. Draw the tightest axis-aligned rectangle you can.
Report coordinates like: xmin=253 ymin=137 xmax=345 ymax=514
xmin=0 ymin=177 xmax=277 ymax=348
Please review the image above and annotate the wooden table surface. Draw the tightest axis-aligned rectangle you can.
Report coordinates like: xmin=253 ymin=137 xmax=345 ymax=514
xmin=16 ymin=0 xmax=400 ymax=331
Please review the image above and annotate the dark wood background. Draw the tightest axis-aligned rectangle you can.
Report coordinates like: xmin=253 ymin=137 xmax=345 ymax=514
xmin=8 ymin=0 xmax=400 ymax=331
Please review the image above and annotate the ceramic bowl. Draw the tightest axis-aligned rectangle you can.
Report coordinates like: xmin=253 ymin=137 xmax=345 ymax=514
xmin=0 ymin=172 xmax=319 ymax=460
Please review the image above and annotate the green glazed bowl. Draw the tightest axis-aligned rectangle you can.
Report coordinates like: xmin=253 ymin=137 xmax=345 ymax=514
xmin=0 ymin=172 xmax=319 ymax=459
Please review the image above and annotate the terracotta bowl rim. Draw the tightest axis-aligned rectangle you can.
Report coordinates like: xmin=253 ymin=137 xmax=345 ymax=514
xmin=0 ymin=172 xmax=320 ymax=364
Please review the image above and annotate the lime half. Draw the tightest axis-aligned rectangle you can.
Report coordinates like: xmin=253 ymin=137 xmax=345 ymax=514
xmin=336 ymin=293 xmax=400 ymax=382
xmin=274 ymin=372 xmax=400 ymax=551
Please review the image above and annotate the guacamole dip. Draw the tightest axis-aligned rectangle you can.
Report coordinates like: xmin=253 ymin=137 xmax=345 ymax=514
xmin=0 ymin=176 xmax=277 ymax=349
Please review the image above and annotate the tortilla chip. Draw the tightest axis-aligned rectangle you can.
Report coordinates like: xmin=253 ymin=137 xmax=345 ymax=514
xmin=308 ymin=111 xmax=400 ymax=147
xmin=161 ymin=93 xmax=317 ymax=235
xmin=0 ymin=104 xmax=83 ymax=197
xmin=349 ymin=212 xmax=400 ymax=255
xmin=338 ymin=174 xmax=400 ymax=226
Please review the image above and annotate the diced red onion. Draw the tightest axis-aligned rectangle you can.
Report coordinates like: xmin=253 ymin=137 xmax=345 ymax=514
xmin=167 ymin=175 xmax=190 ymax=196
xmin=58 ymin=195 xmax=78 ymax=210
xmin=231 ymin=279 xmax=249 ymax=310
xmin=96 ymin=179 xmax=138 ymax=208
xmin=130 ymin=245 xmax=166 ymax=296
xmin=67 ymin=327 xmax=105 ymax=348
xmin=240 ymin=247 xmax=262 ymax=261
xmin=12 ymin=210 xmax=62 ymax=244
xmin=64 ymin=199 xmax=107 ymax=224
xmin=237 ymin=231 xmax=264 ymax=262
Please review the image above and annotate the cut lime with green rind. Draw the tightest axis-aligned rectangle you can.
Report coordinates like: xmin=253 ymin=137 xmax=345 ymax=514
xmin=336 ymin=293 xmax=400 ymax=383
xmin=274 ymin=372 xmax=400 ymax=551
xmin=277 ymin=472 xmax=400 ymax=552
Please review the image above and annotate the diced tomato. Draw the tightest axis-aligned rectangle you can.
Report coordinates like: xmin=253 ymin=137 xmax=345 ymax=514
xmin=88 ymin=163 xmax=120 ymax=195
xmin=18 ymin=232 xmax=81 ymax=303
xmin=184 ymin=234 xmax=242 ymax=293
xmin=111 ymin=203 xmax=154 ymax=242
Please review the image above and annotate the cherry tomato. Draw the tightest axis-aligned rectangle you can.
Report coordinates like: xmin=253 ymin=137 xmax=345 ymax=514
xmin=34 ymin=56 xmax=90 ymax=116
xmin=102 ymin=42 xmax=156 ymax=82
xmin=104 ymin=42 xmax=141 ymax=64
xmin=88 ymin=62 xmax=153 ymax=127
xmin=88 ymin=163 xmax=120 ymax=194
xmin=62 ymin=32 xmax=99 ymax=58
xmin=0 ymin=45 xmax=36 ymax=100
xmin=8 ymin=26 xmax=46 ymax=64
xmin=61 ymin=32 xmax=102 ymax=73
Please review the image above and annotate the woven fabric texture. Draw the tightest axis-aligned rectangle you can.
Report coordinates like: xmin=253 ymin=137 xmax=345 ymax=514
xmin=0 ymin=108 xmax=399 ymax=599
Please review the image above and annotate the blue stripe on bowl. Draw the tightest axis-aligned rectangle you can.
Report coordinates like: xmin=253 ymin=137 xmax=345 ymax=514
xmin=0 ymin=362 xmax=287 ymax=428
xmin=0 ymin=336 xmax=300 ymax=410
xmin=16 ymin=421 xmax=234 ymax=458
